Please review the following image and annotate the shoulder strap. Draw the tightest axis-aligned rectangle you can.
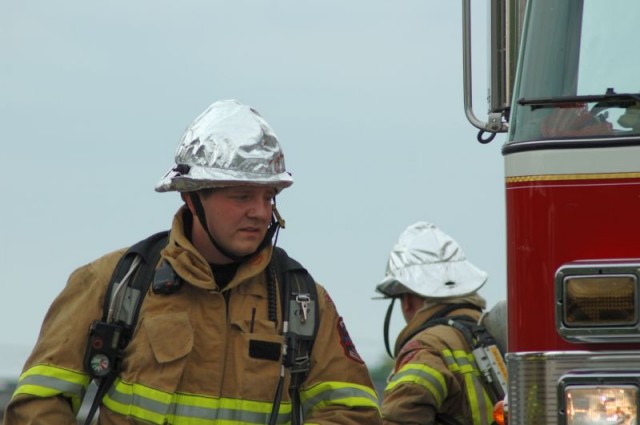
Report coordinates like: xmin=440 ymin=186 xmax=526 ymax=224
xmin=429 ymin=303 xmax=483 ymax=322
xmin=83 ymin=230 xmax=169 ymax=425
xmin=397 ymin=303 xmax=482 ymax=352
xmin=268 ymin=247 xmax=319 ymax=425
xmin=272 ymin=247 xmax=319 ymax=348
xmin=101 ymin=230 xmax=169 ymax=324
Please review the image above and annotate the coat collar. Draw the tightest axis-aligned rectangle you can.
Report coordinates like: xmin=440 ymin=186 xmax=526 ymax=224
xmin=394 ymin=303 xmax=483 ymax=356
xmin=161 ymin=206 xmax=273 ymax=292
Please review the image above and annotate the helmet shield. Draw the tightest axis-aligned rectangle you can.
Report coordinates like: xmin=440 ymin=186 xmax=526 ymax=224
xmin=376 ymin=221 xmax=487 ymax=299
xmin=156 ymin=99 xmax=294 ymax=193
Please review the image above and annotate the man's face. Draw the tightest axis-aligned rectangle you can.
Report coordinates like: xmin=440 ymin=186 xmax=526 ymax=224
xmin=199 ymin=185 xmax=276 ymax=258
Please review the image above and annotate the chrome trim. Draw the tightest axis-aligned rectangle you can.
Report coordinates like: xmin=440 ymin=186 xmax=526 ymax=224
xmin=507 ymin=351 xmax=640 ymax=425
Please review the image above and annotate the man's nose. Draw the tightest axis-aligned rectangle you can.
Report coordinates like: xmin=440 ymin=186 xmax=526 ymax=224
xmin=248 ymin=198 xmax=273 ymax=218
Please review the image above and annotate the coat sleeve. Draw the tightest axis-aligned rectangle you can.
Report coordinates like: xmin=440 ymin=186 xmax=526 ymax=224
xmin=380 ymin=339 xmax=461 ymax=425
xmin=299 ymin=284 xmax=381 ymax=425
xmin=3 ymin=251 xmax=122 ymax=425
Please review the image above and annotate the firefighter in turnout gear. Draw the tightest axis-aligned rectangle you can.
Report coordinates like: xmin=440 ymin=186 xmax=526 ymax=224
xmin=376 ymin=221 xmax=496 ymax=425
xmin=4 ymin=100 xmax=381 ymax=425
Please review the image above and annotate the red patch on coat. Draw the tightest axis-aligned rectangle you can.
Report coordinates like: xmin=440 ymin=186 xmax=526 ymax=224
xmin=336 ymin=317 xmax=364 ymax=364
xmin=324 ymin=291 xmax=335 ymax=307
xmin=395 ymin=339 xmax=423 ymax=371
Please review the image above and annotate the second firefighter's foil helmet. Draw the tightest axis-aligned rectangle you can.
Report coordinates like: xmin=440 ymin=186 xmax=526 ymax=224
xmin=376 ymin=221 xmax=488 ymax=299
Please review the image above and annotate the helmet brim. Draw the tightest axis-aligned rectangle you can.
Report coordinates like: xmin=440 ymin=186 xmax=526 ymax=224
xmin=375 ymin=259 xmax=488 ymax=299
xmin=155 ymin=164 xmax=294 ymax=193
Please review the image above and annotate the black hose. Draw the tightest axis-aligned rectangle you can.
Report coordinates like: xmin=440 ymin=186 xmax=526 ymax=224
xmin=477 ymin=129 xmax=497 ymax=144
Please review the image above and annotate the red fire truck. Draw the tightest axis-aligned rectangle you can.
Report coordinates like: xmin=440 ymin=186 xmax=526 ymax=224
xmin=462 ymin=1 xmax=640 ymax=424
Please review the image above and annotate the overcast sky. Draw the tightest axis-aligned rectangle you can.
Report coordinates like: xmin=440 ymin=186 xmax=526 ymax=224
xmin=1 ymin=0 xmax=506 ymax=377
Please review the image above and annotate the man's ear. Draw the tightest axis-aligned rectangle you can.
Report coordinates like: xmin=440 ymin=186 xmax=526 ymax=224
xmin=181 ymin=192 xmax=195 ymax=214
xmin=401 ymin=293 xmax=422 ymax=323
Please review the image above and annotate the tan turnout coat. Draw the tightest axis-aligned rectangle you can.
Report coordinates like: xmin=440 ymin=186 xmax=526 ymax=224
xmin=4 ymin=208 xmax=381 ymax=425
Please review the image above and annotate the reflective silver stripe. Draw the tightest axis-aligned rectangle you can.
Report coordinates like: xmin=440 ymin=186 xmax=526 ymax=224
xmin=466 ymin=372 xmax=492 ymax=425
xmin=104 ymin=381 xmax=292 ymax=425
xmin=442 ymin=350 xmax=459 ymax=371
xmin=443 ymin=350 xmax=477 ymax=374
xmin=387 ymin=367 xmax=447 ymax=404
xmin=444 ymin=349 xmax=493 ymax=425
xmin=17 ymin=374 xmax=87 ymax=399
xmin=14 ymin=366 xmax=90 ymax=413
xmin=301 ymin=384 xmax=380 ymax=415
xmin=174 ymin=403 xmax=291 ymax=424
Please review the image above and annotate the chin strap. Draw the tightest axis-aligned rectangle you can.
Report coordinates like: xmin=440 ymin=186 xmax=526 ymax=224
xmin=383 ymin=297 xmax=398 ymax=359
xmin=189 ymin=192 xmax=284 ymax=262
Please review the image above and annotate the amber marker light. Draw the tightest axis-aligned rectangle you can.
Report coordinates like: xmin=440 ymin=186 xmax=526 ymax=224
xmin=555 ymin=261 xmax=640 ymax=343
xmin=493 ymin=399 xmax=506 ymax=425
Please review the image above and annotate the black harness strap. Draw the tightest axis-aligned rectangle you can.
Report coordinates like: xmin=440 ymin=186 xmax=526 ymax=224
xmin=385 ymin=301 xmax=482 ymax=359
xmin=84 ymin=231 xmax=169 ymax=425
xmin=396 ymin=303 xmax=483 ymax=351
xmin=268 ymin=247 xmax=318 ymax=425
xmin=101 ymin=231 xmax=169 ymax=322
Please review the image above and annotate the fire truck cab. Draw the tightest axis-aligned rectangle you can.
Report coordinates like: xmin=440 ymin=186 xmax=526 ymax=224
xmin=463 ymin=1 xmax=640 ymax=424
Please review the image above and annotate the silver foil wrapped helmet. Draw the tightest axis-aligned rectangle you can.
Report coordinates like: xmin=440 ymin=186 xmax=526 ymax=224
xmin=155 ymin=99 xmax=294 ymax=193
xmin=376 ymin=221 xmax=488 ymax=298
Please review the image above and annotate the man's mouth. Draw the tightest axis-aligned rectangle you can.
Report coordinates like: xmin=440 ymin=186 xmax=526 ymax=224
xmin=239 ymin=226 xmax=263 ymax=235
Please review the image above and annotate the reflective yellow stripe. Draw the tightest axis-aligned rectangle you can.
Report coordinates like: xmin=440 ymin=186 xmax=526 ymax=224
xmin=385 ymin=363 xmax=447 ymax=407
xmin=104 ymin=377 xmax=292 ymax=424
xmin=464 ymin=372 xmax=493 ymax=425
xmin=300 ymin=381 xmax=380 ymax=415
xmin=442 ymin=349 xmax=476 ymax=374
xmin=13 ymin=364 xmax=90 ymax=413
xmin=443 ymin=349 xmax=493 ymax=425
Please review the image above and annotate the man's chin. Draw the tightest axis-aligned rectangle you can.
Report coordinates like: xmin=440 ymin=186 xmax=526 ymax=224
xmin=227 ymin=243 xmax=262 ymax=258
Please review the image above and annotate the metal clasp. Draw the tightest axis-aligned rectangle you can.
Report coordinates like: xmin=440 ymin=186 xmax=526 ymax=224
xmin=295 ymin=294 xmax=311 ymax=323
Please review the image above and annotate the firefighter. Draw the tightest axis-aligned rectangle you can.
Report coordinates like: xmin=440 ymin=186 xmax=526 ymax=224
xmin=376 ymin=221 xmax=494 ymax=425
xmin=4 ymin=100 xmax=381 ymax=425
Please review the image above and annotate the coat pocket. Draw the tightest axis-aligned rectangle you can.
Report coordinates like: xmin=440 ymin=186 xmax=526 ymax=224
xmin=123 ymin=311 xmax=193 ymax=394
xmin=145 ymin=312 xmax=194 ymax=363
xmin=235 ymin=322 xmax=286 ymax=400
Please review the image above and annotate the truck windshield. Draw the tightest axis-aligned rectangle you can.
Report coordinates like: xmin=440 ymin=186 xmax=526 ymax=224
xmin=508 ymin=0 xmax=640 ymax=143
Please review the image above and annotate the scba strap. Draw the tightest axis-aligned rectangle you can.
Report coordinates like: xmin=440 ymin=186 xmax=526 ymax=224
xmin=384 ymin=301 xmax=482 ymax=359
xmin=83 ymin=230 xmax=169 ymax=425
xmin=268 ymin=247 xmax=318 ymax=425
xmin=394 ymin=303 xmax=483 ymax=353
